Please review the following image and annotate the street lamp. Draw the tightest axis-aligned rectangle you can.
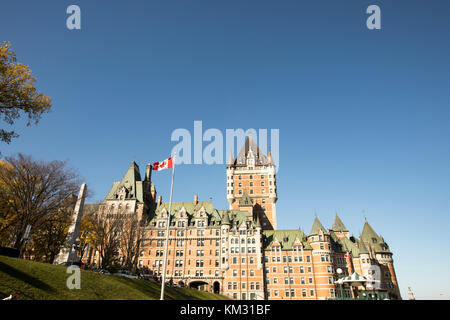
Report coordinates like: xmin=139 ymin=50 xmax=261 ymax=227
xmin=336 ymin=268 xmax=344 ymax=300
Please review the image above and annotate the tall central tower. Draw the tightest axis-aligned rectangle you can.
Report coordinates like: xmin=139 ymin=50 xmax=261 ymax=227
xmin=226 ymin=133 xmax=278 ymax=230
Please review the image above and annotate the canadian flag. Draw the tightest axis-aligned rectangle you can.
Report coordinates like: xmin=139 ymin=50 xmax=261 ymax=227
xmin=344 ymin=252 xmax=351 ymax=259
xmin=153 ymin=157 xmax=173 ymax=171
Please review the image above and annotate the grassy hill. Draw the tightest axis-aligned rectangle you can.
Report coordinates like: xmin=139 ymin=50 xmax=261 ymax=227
xmin=0 ymin=256 xmax=230 ymax=300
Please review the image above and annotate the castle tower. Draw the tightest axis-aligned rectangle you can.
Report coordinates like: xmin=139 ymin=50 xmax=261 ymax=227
xmin=226 ymin=133 xmax=278 ymax=230
xmin=360 ymin=219 xmax=402 ymax=299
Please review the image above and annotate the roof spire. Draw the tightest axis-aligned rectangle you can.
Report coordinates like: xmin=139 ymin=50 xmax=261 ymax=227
xmin=332 ymin=214 xmax=348 ymax=232
xmin=254 ymin=214 xmax=261 ymax=228
xmin=267 ymin=148 xmax=273 ymax=165
xmin=310 ymin=215 xmax=327 ymax=235
xmin=228 ymin=149 xmax=234 ymax=165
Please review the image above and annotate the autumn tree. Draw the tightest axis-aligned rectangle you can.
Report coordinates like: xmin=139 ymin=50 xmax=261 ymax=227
xmin=0 ymin=160 xmax=16 ymax=245
xmin=26 ymin=196 xmax=75 ymax=263
xmin=77 ymin=204 xmax=98 ymax=262
xmin=121 ymin=213 xmax=146 ymax=273
xmin=0 ymin=154 xmax=81 ymax=252
xmin=90 ymin=210 xmax=124 ymax=271
xmin=89 ymin=206 xmax=147 ymax=272
xmin=0 ymin=42 xmax=52 ymax=144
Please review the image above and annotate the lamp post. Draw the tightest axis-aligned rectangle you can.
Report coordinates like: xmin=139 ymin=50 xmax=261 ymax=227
xmin=336 ymin=268 xmax=344 ymax=300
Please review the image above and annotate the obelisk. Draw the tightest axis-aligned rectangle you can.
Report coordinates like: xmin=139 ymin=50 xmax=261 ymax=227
xmin=54 ymin=183 xmax=87 ymax=265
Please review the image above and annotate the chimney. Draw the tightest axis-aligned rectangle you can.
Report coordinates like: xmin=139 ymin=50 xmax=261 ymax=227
xmin=194 ymin=193 xmax=198 ymax=205
xmin=157 ymin=195 xmax=162 ymax=206
xmin=145 ymin=164 xmax=152 ymax=182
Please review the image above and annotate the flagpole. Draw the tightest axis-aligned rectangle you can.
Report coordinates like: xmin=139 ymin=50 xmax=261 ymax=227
xmin=160 ymin=153 xmax=176 ymax=300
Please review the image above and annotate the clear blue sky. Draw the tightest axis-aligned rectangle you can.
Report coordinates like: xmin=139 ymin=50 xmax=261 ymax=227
xmin=1 ymin=0 xmax=449 ymax=299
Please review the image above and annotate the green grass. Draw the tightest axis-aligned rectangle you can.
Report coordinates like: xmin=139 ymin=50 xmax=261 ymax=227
xmin=0 ymin=256 xmax=230 ymax=300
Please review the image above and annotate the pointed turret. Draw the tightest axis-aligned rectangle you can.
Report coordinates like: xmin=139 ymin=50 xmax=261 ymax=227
xmin=309 ymin=216 xmax=327 ymax=235
xmin=360 ymin=220 xmax=380 ymax=243
xmin=360 ymin=220 xmax=391 ymax=254
xmin=228 ymin=150 xmax=234 ymax=166
xmin=332 ymin=214 xmax=348 ymax=232
xmin=267 ymin=149 xmax=274 ymax=165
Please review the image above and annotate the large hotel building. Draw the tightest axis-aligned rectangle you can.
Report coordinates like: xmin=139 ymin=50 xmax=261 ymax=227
xmin=85 ymin=135 xmax=401 ymax=300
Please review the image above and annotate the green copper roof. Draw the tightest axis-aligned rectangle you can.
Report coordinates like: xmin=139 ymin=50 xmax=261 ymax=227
xmin=360 ymin=220 xmax=392 ymax=254
xmin=104 ymin=161 xmax=144 ymax=203
xmin=329 ymin=230 xmax=364 ymax=257
xmin=338 ymin=235 xmax=362 ymax=257
xmin=151 ymin=201 xmax=251 ymax=228
xmin=309 ymin=216 xmax=328 ymax=235
xmin=156 ymin=200 xmax=215 ymax=215
xmin=332 ymin=214 xmax=348 ymax=232
xmin=220 ymin=210 xmax=231 ymax=225
xmin=356 ymin=239 xmax=369 ymax=254
xmin=238 ymin=189 xmax=253 ymax=207
xmin=263 ymin=230 xmax=311 ymax=250
xmin=361 ymin=220 xmax=379 ymax=242
xmin=226 ymin=210 xmax=252 ymax=227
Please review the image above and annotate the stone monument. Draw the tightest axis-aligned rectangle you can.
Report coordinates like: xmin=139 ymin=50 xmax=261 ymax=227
xmin=53 ymin=183 xmax=87 ymax=265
